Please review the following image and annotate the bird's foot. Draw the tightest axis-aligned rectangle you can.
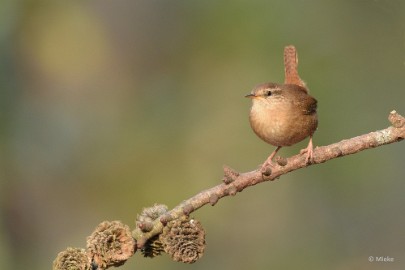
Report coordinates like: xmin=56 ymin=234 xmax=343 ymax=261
xmin=300 ymin=138 xmax=314 ymax=164
xmin=260 ymin=157 xmax=277 ymax=175
xmin=260 ymin=147 xmax=281 ymax=175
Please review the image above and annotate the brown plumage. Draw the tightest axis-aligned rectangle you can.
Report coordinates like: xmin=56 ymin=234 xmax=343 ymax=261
xmin=246 ymin=46 xmax=318 ymax=168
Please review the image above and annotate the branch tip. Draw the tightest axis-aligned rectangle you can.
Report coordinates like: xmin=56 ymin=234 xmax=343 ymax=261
xmin=389 ymin=110 xmax=405 ymax=128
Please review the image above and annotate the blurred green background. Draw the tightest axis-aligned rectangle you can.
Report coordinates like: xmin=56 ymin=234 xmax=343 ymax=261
xmin=1 ymin=1 xmax=404 ymax=269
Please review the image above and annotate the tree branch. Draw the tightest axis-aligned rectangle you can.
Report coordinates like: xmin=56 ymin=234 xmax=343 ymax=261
xmin=135 ymin=110 xmax=404 ymax=247
xmin=54 ymin=111 xmax=404 ymax=269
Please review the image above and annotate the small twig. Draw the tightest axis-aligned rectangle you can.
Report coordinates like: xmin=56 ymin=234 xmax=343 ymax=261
xmin=135 ymin=110 xmax=404 ymax=247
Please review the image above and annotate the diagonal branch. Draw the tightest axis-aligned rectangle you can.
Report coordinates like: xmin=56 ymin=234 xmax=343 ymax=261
xmin=55 ymin=110 xmax=405 ymax=269
xmin=135 ymin=110 xmax=405 ymax=247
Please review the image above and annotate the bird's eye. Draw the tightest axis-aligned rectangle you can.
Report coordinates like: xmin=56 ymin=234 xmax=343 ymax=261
xmin=266 ymin=90 xmax=272 ymax=96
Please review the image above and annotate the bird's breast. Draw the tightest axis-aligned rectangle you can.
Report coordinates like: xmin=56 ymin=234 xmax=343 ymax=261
xmin=249 ymin=101 xmax=317 ymax=146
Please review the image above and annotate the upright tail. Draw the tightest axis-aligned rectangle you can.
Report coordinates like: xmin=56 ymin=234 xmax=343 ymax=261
xmin=284 ymin=45 xmax=306 ymax=89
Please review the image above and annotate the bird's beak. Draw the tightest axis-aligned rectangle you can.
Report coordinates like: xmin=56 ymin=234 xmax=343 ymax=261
xmin=245 ymin=93 xmax=256 ymax=98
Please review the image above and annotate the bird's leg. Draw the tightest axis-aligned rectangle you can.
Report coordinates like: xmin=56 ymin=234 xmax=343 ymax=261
xmin=300 ymin=136 xmax=314 ymax=164
xmin=261 ymin=146 xmax=282 ymax=170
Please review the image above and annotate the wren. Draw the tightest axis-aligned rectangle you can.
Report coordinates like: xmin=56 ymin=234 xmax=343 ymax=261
xmin=246 ymin=46 xmax=318 ymax=168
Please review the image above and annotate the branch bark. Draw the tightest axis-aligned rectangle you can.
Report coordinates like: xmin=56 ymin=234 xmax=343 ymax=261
xmin=135 ymin=110 xmax=405 ymax=248
xmin=54 ymin=111 xmax=405 ymax=269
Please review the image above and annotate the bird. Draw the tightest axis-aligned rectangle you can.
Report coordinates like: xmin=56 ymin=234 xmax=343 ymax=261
xmin=245 ymin=45 xmax=318 ymax=169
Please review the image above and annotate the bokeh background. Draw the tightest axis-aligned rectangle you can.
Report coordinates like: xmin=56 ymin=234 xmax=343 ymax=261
xmin=1 ymin=1 xmax=405 ymax=269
